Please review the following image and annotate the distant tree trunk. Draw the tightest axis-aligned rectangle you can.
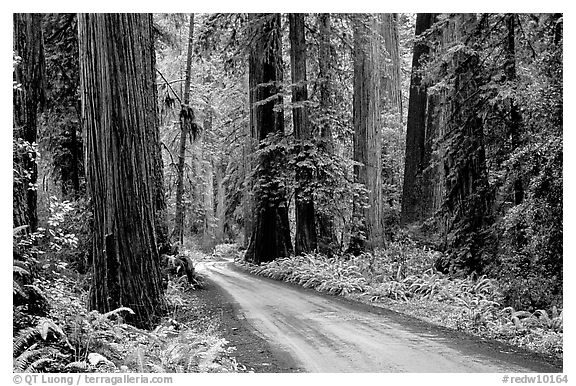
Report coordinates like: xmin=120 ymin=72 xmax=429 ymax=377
xmin=202 ymin=109 xmax=216 ymax=249
xmin=315 ymin=13 xmax=338 ymax=255
xmin=380 ymin=14 xmax=402 ymax=118
xmin=349 ymin=15 xmax=382 ymax=253
xmin=214 ymin=159 xmax=226 ymax=243
xmin=242 ymin=125 xmax=253 ymax=248
xmin=290 ymin=13 xmax=317 ymax=256
xmin=78 ymin=13 xmax=166 ymax=328
xmin=173 ymin=13 xmax=195 ymax=245
xmin=504 ymin=14 xmax=524 ymax=206
xmin=13 ymin=13 xmax=44 ymax=231
xmin=43 ymin=13 xmax=84 ymax=199
xmin=245 ymin=14 xmax=293 ymax=264
xmin=400 ymin=13 xmax=437 ymax=226
xmin=150 ymin=29 xmax=169 ymax=250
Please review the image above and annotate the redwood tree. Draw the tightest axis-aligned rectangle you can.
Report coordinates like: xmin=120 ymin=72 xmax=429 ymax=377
xmin=400 ymin=13 xmax=437 ymax=226
xmin=13 ymin=13 xmax=44 ymax=231
xmin=290 ymin=13 xmax=317 ymax=255
xmin=173 ymin=14 xmax=196 ymax=245
xmin=245 ymin=14 xmax=292 ymax=264
xmin=78 ymin=13 xmax=166 ymax=328
xmin=349 ymin=15 xmax=383 ymax=253
xmin=315 ymin=13 xmax=338 ymax=255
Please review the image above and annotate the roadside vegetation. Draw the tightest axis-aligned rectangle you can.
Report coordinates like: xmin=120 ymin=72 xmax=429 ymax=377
xmin=236 ymin=240 xmax=563 ymax=360
xmin=13 ymin=203 xmax=241 ymax=373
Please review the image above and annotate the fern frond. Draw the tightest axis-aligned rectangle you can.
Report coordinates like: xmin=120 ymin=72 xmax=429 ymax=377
xmin=14 ymin=346 xmax=43 ymax=372
xmin=147 ymin=363 xmax=166 ymax=373
xmin=13 ymin=265 xmax=30 ymax=277
xmin=13 ymin=281 xmax=28 ymax=298
xmin=103 ymin=307 xmax=135 ymax=319
xmin=26 ymin=357 xmax=54 ymax=373
xmin=13 ymin=225 xmax=29 ymax=236
xmin=13 ymin=327 xmax=39 ymax=356
xmin=65 ymin=361 xmax=90 ymax=372
xmin=38 ymin=317 xmax=67 ymax=341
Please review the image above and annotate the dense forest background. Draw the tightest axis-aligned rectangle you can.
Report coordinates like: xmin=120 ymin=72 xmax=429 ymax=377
xmin=12 ymin=13 xmax=563 ymax=372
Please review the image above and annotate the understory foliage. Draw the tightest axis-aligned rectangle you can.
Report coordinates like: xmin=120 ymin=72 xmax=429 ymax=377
xmin=14 ymin=247 xmax=242 ymax=373
xmin=239 ymin=240 xmax=562 ymax=358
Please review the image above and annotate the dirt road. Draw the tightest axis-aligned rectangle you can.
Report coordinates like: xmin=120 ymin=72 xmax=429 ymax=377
xmin=198 ymin=261 xmax=561 ymax=373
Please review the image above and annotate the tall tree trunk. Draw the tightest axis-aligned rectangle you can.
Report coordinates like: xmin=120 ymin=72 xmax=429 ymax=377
xmin=290 ymin=13 xmax=317 ymax=255
xmin=149 ymin=28 xmax=169 ymax=250
xmin=504 ymin=14 xmax=524 ymax=206
xmin=173 ymin=13 xmax=195 ymax=245
xmin=214 ymin=159 xmax=226 ymax=243
xmin=349 ymin=15 xmax=383 ymax=253
xmin=400 ymin=13 xmax=437 ymax=226
xmin=201 ymin=109 xmax=215 ymax=250
xmin=78 ymin=13 xmax=166 ymax=328
xmin=380 ymin=14 xmax=403 ymax=118
xmin=245 ymin=14 xmax=293 ymax=264
xmin=440 ymin=14 xmax=491 ymax=274
xmin=315 ymin=13 xmax=338 ymax=255
xmin=13 ymin=13 xmax=44 ymax=231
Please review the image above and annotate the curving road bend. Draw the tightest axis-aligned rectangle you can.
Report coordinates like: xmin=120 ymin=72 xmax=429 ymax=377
xmin=198 ymin=260 xmax=561 ymax=373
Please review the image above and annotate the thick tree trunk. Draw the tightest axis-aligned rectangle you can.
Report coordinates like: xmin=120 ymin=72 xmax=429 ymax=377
xmin=173 ymin=14 xmax=195 ymax=245
xmin=245 ymin=14 xmax=293 ymax=264
xmin=290 ymin=13 xmax=317 ymax=256
xmin=440 ymin=14 xmax=491 ymax=274
xmin=315 ymin=13 xmax=338 ymax=255
xmin=349 ymin=15 xmax=383 ymax=253
xmin=400 ymin=13 xmax=437 ymax=226
xmin=13 ymin=13 xmax=44 ymax=231
xmin=78 ymin=13 xmax=166 ymax=329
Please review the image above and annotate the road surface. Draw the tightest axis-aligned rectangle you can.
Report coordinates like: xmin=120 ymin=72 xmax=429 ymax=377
xmin=198 ymin=260 xmax=561 ymax=373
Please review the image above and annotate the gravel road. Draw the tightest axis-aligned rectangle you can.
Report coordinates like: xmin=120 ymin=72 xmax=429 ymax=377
xmin=198 ymin=260 xmax=562 ymax=373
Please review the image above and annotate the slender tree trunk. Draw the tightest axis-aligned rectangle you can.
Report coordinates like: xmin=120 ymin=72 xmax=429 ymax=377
xmin=148 ymin=31 xmax=169 ymax=250
xmin=504 ymin=14 xmax=524 ymax=206
xmin=173 ymin=13 xmax=195 ymax=245
xmin=349 ymin=15 xmax=382 ymax=253
xmin=242 ymin=124 xmax=253 ymax=248
xmin=245 ymin=14 xmax=293 ymax=264
xmin=315 ymin=13 xmax=338 ymax=255
xmin=290 ymin=13 xmax=317 ymax=255
xmin=400 ymin=13 xmax=437 ymax=226
xmin=13 ymin=13 xmax=44 ymax=231
xmin=78 ymin=13 xmax=166 ymax=328
xmin=202 ymin=109 xmax=215 ymax=249
xmin=380 ymin=14 xmax=403 ymax=118
xmin=214 ymin=160 xmax=225 ymax=243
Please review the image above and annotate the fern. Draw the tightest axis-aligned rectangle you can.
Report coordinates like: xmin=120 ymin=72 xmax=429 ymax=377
xmin=147 ymin=363 xmax=166 ymax=373
xmin=14 ymin=346 xmax=59 ymax=372
xmin=13 ymin=264 xmax=30 ymax=277
xmin=13 ymin=281 xmax=28 ymax=298
xmin=103 ymin=307 xmax=135 ymax=320
xmin=13 ymin=327 xmax=40 ymax=357
xmin=65 ymin=361 xmax=90 ymax=372
xmin=26 ymin=357 xmax=54 ymax=373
